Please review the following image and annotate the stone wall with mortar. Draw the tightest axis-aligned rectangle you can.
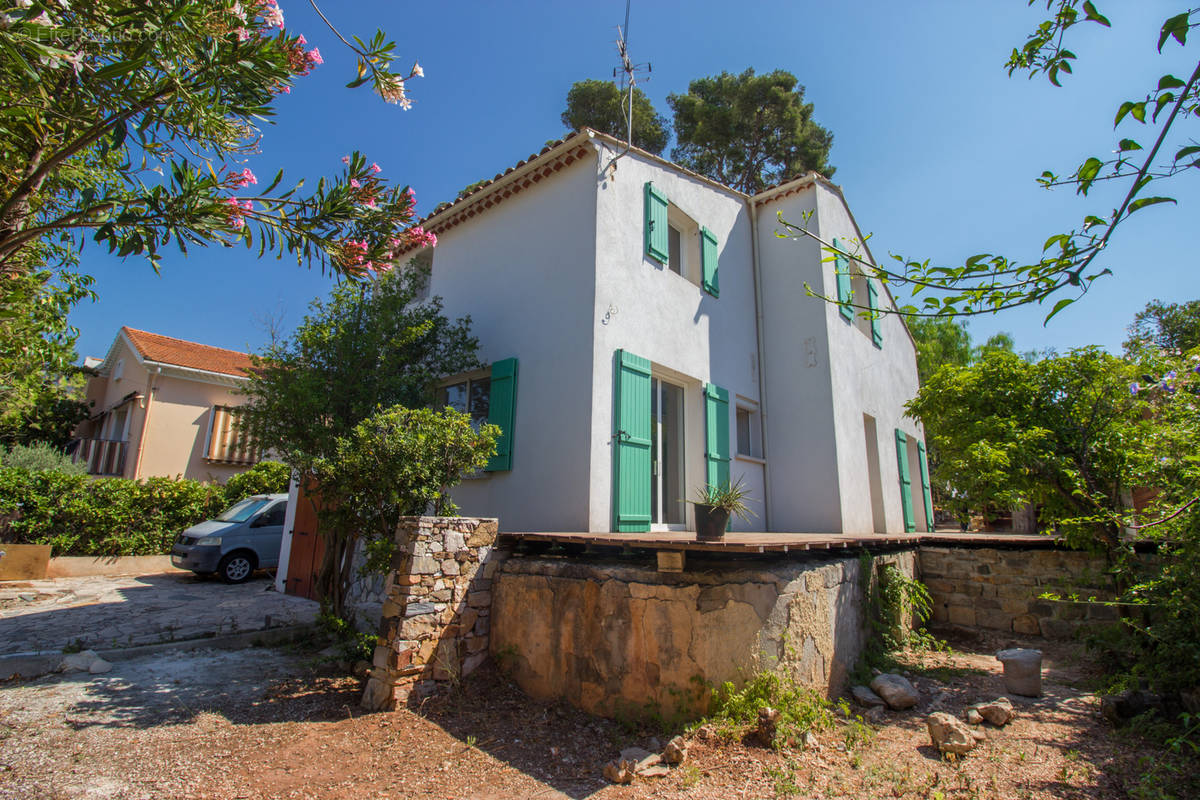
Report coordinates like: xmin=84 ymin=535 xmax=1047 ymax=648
xmin=488 ymin=551 xmax=917 ymax=719
xmin=918 ymin=545 xmax=1119 ymax=638
xmin=361 ymin=516 xmax=505 ymax=710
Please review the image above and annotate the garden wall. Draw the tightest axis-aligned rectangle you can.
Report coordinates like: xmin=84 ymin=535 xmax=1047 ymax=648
xmin=919 ymin=545 xmax=1119 ymax=638
xmin=488 ymin=551 xmax=917 ymax=719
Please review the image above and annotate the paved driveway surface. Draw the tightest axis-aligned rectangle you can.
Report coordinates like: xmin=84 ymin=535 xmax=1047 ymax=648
xmin=0 ymin=572 xmax=318 ymax=657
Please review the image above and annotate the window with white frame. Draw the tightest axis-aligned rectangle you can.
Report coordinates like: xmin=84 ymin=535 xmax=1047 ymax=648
xmin=205 ymin=405 xmax=260 ymax=464
xmin=666 ymin=205 xmax=700 ymax=284
xmin=736 ymin=405 xmax=762 ymax=459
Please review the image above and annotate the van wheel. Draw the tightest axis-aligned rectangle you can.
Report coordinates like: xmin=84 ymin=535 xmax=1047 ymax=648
xmin=218 ymin=551 xmax=256 ymax=584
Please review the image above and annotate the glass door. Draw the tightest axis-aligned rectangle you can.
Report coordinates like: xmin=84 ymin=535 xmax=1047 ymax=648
xmin=650 ymin=378 xmax=685 ymax=527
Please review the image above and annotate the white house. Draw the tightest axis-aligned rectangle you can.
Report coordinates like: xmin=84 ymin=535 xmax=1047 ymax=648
xmin=287 ymin=128 xmax=933 ymax=542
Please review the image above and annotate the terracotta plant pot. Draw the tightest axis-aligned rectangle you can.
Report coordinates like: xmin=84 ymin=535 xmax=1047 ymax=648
xmin=694 ymin=504 xmax=731 ymax=540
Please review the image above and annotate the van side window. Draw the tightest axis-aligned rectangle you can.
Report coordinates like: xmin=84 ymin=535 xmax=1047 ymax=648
xmin=261 ymin=503 xmax=286 ymax=526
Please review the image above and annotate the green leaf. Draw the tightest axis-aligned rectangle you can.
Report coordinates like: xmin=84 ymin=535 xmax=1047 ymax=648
xmin=1128 ymin=196 xmax=1177 ymax=213
xmin=1117 ymin=139 xmax=1141 ymax=152
xmin=1157 ymin=74 xmax=1186 ymax=91
xmin=1130 ymin=102 xmax=1146 ymax=123
xmin=1158 ymin=13 xmax=1190 ymax=52
xmin=1175 ymin=145 xmax=1200 ymax=161
xmin=1044 ymin=297 xmax=1074 ymax=324
xmin=1114 ymin=101 xmax=1135 ymax=127
xmin=1153 ymin=92 xmax=1174 ymax=122
xmin=1082 ymin=1 xmax=1110 ymax=26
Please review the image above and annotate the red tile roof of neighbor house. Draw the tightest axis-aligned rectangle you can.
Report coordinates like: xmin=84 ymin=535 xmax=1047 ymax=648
xmin=122 ymin=327 xmax=254 ymax=377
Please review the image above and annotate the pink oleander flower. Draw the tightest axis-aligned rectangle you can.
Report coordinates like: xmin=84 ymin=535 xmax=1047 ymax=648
xmin=260 ymin=1 xmax=283 ymax=28
xmin=370 ymin=163 xmax=381 ymax=174
xmin=341 ymin=155 xmax=350 ymax=164
xmin=229 ymin=216 xmax=245 ymax=230
xmin=376 ymin=75 xmax=407 ymax=105
xmin=235 ymin=27 xmax=251 ymax=42
xmin=374 ymin=261 xmax=394 ymax=273
xmin=349 ymin=178 xmax=361 ymax=188
xmin=410 ymin=226 xmax=437 ymax=248
xmin=410 ymin=61 xmax=424 ymax=78
xmin=229 ymin=167 xmax=257 ymax=187
xmin=241 ymin=199 xmax=254 ymax=212
xmin=405 ymin=187 xmax=416 ymax=201
xmin=279 ymin=85 xmax=291 ymax=94
xmin=296 ymin=34 xmax=307 ymax=45
xmin=306 ymin=48 xmax=323 ymax=67
xmin=364 ymin=198 xmax=377 ymax=209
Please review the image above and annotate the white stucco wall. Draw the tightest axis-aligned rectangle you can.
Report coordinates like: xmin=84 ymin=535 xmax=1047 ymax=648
xmin=755 ymin=187 xmax=843 ymax=532
xmin=588 ymin=146 xmax=762 ymax=532
xmin=430 ymin=151 xmax=600 ymax=532
xmin=812 ymin=184 xmax=923 ymax=534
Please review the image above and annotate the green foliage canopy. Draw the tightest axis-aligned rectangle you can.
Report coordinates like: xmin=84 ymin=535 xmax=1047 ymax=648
xmin=561 ymin=79 xmax=671 ymax=155
xmin=668 ymin=68 xmax=834 ymax=193
xmin=1125 ymin=298 xmax=1200 ymax=354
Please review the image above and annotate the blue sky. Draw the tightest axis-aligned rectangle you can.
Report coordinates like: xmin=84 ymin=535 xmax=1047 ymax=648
xmin=70 ymin=1 xmax=1199 ymax=362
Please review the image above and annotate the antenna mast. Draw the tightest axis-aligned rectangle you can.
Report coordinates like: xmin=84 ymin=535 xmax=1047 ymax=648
xmin=607 ymin=0 xmax=651 ymax=170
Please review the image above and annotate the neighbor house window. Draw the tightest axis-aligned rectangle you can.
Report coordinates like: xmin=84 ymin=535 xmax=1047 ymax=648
xmin=205 ymin=405 xmax=260 ymax=464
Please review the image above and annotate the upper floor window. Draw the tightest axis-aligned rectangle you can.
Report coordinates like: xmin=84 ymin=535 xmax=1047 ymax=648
xmin=438 ymin=370 xmax=491 ymax=428
xmin=206 ymin=405 xmax=260 ymax=464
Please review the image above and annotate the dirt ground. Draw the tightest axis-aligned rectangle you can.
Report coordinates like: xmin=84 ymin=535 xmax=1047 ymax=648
xmin=0 ymin=629 xmax=1185 ymax=799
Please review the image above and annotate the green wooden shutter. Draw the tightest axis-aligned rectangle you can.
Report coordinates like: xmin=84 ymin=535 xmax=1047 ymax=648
xmin=704 ymin=383 xmax=731 ymax=490
xmin=644 ymin=182 xmax=669 ymax=264
xmin=834 ymin=237 xmax=853 ymax=321
xmin=613 ymin=350 xmax=652 ymax=532
xmin=917 ymin=440 xmax=934 ymax=531
xmin=866 ymin=280 xmax=883 ymax=348
xmin=895 ymin=429 xmax=916 ymax=532
xmin=485 ymin=357 xmax=518 ymax=471
xmin=701 ymin=226 xmax=719 ymax=297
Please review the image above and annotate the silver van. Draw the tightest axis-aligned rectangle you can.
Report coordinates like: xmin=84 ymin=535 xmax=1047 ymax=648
xmin=170 ymin=493 xmax=288 ymax=583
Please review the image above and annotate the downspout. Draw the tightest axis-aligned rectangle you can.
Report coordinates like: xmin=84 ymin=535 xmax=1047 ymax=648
xmin=131 ymin=366 xmax=160 ymax=480
xmin=749 ymin=199 xmax=772 ymax=531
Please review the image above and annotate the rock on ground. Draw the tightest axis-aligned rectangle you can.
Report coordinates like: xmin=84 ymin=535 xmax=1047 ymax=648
xmin=870 ymin=674 xmax=920 ymax=710
xmin=851 ymin=685 xmax=887 ymax=707
xmin=663 ymin=735 xmax=688 ymax=765
xmin=974 ymin=697 xmax=1015 ymax=726
xmin=927 ymin=712 xmax=977 ymax=755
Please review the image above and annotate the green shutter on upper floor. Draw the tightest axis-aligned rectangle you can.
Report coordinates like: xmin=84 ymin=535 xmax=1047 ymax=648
xmin=704 ymin=383 xmax=731 ymax=490
xmin=917 ymin=439 xmax=934 ymax=532
xmin=701 ymin=226 xmax=719 ymax=297
xmin=895 ymin=428 xmax=916 ymax=532
xmin=484 ymin=357 xmax=518 ymax=471
xmin=612 ymin=350 xmax=653 ymax=532
xmin=644 ymin=182 xmax=669 ymax=264
xmin=866 ymin=279 xmax=883 ymax=347
xmin=833 ymin=237 xmax=853 ymax=321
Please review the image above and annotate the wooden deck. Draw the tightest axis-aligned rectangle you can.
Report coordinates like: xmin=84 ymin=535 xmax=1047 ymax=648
xmin=501 ymin=530 xmax=1057 ymax=555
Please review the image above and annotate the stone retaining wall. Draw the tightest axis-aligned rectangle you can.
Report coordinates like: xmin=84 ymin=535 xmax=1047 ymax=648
xmin=361 ymin=516 xmax=504 ymax=710
xmin=918 ymin=545 xmax=1118 ymax=638
xmin=488 ymin=551 xmax=916 ymax=719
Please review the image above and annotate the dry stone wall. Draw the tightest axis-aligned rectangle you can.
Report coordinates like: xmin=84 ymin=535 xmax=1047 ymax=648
xmin=918 ymin=545 xmax=1118 ymax=638
xmin=361 ymin=516 xmax=504 ymax=710
xmin=488 ymin=552 xmax=917 ymax=719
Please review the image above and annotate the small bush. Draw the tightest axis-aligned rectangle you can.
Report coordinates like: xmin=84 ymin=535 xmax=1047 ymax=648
xmin=224 ymin=460 xmax=290 ymax=499
xmin=707 ymin=671 xmax=838 ymax=749
xmin=1 ymin=442 xmax=86 ymax=475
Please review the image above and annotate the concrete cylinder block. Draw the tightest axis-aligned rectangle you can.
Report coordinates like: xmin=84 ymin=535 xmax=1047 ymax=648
xmin=996 ymin=648 xmax=1042 ymax=697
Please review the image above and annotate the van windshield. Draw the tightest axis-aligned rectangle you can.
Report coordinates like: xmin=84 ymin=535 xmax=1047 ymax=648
xmin=215 ymin=498 xmax=271 ymax=523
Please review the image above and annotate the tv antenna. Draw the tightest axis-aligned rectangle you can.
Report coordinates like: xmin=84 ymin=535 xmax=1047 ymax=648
xmin=607 ymin=0 xmax=651 ymax=170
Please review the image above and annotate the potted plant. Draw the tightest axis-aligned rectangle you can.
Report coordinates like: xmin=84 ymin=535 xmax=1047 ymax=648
xmin=689 ymin=479 xmax=755 ymax=540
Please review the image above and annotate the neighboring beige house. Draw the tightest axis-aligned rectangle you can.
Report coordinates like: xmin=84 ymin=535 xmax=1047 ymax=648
xmin=73 ymin=327 xmax=260 ymax=481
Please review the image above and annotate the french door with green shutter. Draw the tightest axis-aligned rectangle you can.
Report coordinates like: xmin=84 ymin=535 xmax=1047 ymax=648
xmin=650 ymin=378 xmax=685 ymax=528
xmin=612 ymin=351 xmax=686 ymax=531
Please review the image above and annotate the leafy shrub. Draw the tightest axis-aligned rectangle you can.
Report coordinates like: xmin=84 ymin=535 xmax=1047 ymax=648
xmin=707 ymin=671 xmax=838 ymax=749
xmin=224 ymin=460 xmax=290 ymax=500
xmin=0 ymin=461 xmax=290 ymax=557
xmin=0 ymin=442 xmax=86 ymax=475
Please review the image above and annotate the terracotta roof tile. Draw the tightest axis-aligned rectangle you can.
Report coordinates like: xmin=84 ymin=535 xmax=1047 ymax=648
xmin=122 ymin=327 xmax=253 ymax=377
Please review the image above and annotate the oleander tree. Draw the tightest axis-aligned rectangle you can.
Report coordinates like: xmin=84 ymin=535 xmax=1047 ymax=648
xmin=780 ymin=4 xmax=1200 ymax=321
xmin=0 ymin=0 xmax=434 ymax=279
